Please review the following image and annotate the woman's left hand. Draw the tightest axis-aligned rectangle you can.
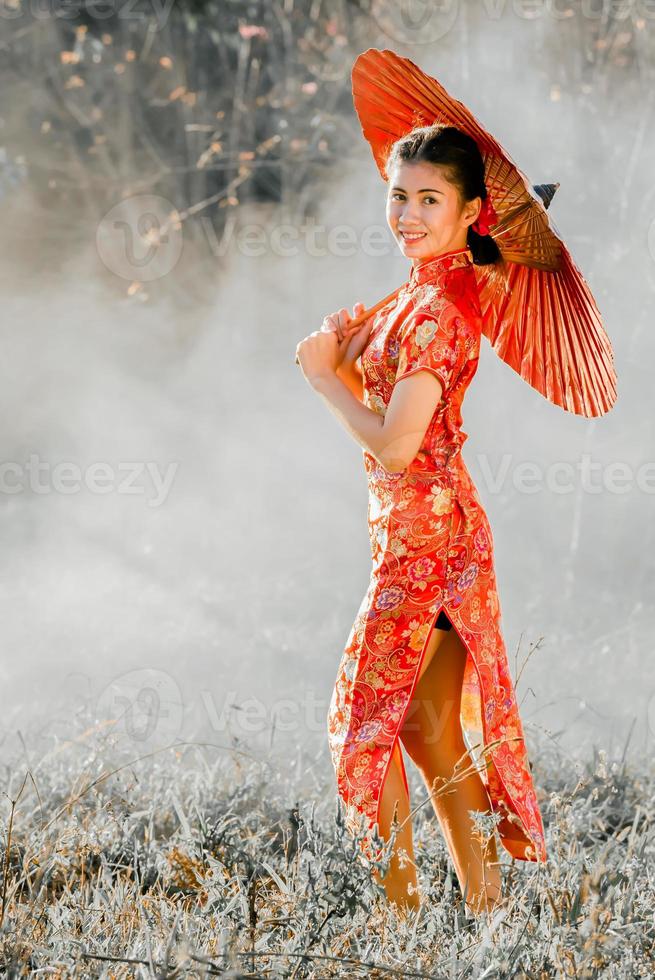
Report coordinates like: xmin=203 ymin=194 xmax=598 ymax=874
xmin=295 ymin=328 xmax=340 ymax=387
xmin=296 ymin=306 xmax=362 ymax=386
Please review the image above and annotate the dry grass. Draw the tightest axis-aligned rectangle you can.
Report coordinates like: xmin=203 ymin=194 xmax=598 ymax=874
xmin=0 ymin=717 xmax=653 ymax=979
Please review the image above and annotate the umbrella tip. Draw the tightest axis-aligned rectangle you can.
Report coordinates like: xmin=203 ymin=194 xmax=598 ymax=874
xmin=533 ymin=182 xmax=559 ymax=209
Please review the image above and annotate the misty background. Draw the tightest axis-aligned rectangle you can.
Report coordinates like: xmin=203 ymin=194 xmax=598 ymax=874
xmin=1 ymin=1 xmax=653 ymax=784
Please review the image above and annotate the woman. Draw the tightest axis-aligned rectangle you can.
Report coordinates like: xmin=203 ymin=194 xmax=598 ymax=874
xmin=296 ymin=124 xmax=547 ymax=918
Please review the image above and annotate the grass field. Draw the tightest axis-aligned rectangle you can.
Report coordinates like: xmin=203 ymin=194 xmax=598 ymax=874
xmin=1 ymin=717 xmax=653 ymax=978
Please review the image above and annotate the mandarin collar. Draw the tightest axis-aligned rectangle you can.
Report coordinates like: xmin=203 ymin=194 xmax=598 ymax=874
xmin=407 ymin=246 xmax=473 ymax=289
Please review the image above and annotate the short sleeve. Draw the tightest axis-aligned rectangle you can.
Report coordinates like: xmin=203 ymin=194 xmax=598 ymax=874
xmin=395 ymin=302 xmax=460 ymax=392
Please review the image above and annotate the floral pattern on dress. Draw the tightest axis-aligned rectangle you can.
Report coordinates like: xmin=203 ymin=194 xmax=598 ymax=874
xmin=326 ymin=248 xmax=547 ymax=865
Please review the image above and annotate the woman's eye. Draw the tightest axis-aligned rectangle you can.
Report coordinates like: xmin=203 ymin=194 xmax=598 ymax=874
xmin=391 ymin=193 xmax=437 ymax=204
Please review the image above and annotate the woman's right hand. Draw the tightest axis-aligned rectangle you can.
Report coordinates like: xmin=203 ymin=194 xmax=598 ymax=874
xmin=321 ymin=302 xmax=374 ymax=371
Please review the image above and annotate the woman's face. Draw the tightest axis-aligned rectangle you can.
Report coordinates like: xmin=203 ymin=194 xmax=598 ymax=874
xmin=386 ymin=160 xmax=480 ymax=265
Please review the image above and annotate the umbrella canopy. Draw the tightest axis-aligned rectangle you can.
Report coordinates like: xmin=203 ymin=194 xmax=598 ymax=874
xmin=352 ymin=47 xmax=617 ymax=418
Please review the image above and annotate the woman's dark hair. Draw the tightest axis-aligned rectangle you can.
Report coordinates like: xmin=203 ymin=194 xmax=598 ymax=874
xmin=385 ymin=124 xmax=501 ymax=267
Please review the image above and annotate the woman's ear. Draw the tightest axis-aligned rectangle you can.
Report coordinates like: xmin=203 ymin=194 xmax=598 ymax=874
xmin=463 ymin=196 xmax=481 ymax=229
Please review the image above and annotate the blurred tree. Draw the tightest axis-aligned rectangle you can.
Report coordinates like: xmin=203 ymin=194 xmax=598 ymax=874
xmin=0 ymin=0 xmax=368 ymax=300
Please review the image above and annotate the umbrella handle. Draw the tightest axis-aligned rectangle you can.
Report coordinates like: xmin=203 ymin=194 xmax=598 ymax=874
xmin=294 ymin=285 xmax=402 ymax=365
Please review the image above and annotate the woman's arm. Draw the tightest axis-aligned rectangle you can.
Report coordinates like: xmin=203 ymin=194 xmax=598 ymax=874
xmin=311 ymin=368 xmax=442 ymax=474
xmin=301 ymin=301 xmax=456 ymax=472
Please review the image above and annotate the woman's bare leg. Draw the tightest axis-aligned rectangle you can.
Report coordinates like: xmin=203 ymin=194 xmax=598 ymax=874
xmin=399 ymin=626 xmax=502 ymax=915
xmin=372 ymin=626 xmax=450 ymax=914
xmin=372 ymin=740 xmax=420 ymax=914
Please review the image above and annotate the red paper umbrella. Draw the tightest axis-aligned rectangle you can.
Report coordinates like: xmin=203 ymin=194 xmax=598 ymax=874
xmin=351 ymin=47 xmax=617 ymax=418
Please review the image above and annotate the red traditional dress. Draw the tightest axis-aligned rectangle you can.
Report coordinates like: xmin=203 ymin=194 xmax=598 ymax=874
xmin=327 ymin=245 xmax=547 ymax=864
